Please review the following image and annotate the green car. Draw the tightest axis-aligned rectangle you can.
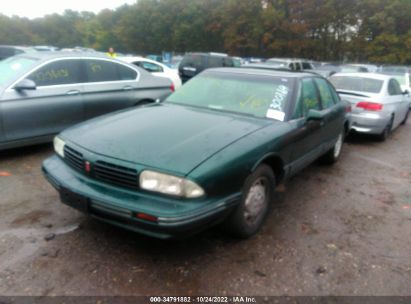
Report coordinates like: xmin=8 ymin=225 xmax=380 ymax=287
xmin=42 ymin=68 xmax=348 ymax=239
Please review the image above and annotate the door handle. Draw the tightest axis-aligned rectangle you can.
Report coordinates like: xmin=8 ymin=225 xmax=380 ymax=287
xmin=66 ymin=90 xmax=80 ymax=96
xmin=123 ymin=86 xmax=133 ymax=91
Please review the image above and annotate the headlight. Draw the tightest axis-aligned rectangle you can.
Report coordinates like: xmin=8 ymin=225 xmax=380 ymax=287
xmin=139 ymin=170 xmax=204 ymax=198
xmin=53 ymin=136 xmax=65 ymax=158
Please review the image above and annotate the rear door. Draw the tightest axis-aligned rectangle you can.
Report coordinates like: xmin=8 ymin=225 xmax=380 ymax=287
xmin=0 ymin=59 xmax=84 ymax=141
xmin=82 ymin=59 xmax=139 ymax=119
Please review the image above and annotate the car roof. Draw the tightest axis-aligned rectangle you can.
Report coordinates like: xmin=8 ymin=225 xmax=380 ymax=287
xmin=13 ymin=51 xmax=110 ymax=61
xmin=331 ymin=72 xmax=391 ymax=81
xmin=184 ymin=52 xmax=229 ymax=57
xmin=207 ymin=67 xmax=317 ymax=78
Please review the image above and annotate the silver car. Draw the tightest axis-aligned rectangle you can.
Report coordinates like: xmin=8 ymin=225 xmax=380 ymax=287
xmin=330 ymin=73 xmax=410 ymax=141
xmin=0 ymin=52 xmax=172 ymax=150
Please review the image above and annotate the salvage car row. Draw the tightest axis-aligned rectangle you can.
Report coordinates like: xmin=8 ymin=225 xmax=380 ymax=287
xmin=1 ymin=51 xmax=410 ymax=240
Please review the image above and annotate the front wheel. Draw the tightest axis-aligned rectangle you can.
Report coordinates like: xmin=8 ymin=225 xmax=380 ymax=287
xmin=224 ymin=164 xmax=275 ymax=238
xmin=320 ymin=131 xmax=344 ymax=165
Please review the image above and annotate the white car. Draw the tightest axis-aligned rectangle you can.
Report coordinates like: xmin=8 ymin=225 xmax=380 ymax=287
xmin=119 ymin=56 xmax=182 ymax=89
xmin=330 ymin=73 xmax=410 ymax=140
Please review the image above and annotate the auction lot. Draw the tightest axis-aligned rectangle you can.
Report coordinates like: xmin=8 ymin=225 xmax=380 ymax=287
xmin=0 ymin=124 xmax=410 ymax=296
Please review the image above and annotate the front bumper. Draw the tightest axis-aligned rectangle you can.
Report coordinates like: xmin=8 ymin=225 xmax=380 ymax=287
xmin=350 ymin=112 xmax=391 ymax=135
xmin=42 ymin=155 xmax=240 ymax=239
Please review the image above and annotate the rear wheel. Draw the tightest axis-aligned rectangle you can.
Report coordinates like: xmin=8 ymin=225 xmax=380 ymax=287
xmin=401 ymin=109 xmax=409 ymax=125
xmin=320 ymin=131 xmax=344 ymax=165
xmin=378 ymin=116 xmax=394 ymax=141
xmin=224 ymin=164 xmax=275 ymax=238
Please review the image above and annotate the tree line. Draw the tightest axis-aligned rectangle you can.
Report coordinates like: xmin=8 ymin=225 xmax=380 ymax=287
xmin=1 ymin=0 xmax=410 ymax=64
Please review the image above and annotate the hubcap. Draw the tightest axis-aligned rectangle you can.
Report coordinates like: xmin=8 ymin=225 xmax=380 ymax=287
xmin=334 ymin=133 xmax=343 ymax=158
xmin=244 ymin=178 xmax=267 ymax=227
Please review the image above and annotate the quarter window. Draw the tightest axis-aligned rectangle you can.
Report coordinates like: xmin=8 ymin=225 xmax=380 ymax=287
xmin=117 ymin=64 xmax=138 ymax=80
xmin=315 ymin=78 xmax=335 ymax=109
xmin=27 ymin=60 xmax=82 ymax=86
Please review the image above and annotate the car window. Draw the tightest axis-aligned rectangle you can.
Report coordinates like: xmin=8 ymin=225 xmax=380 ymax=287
xmin=0 ymin=47 xmax=15 ymax=59
xmin=27 ymin=59 xmax=82 ymax=86
xmin=329 ymin=83 xmax=341 ymax=103
xmin=208 ymin=56 xmax=223 ymax=68
xmin=85 ymin=59 xmax=136 ymax=82
xmin=388 ymin=79 xmax=403 ymax=95
xmin=223 ymin=57 xmax=234 ymax=67
xmin=302 ymin=62 xmax=312 ymax=70
xmin=315 ymin=78 xmax=335 ymax=109
xmin=292 ymin=84 xmax=303 ymax=119
xmin=295 ymin=62 xmax=302 ymax=71
xmin=180 ymin=54 xmax=206 ymax=70
xmin=0 ymin=56 xmax=38 ymax=86
xmin=301 ymin=78 xmax=321 ymax=114
xmin=136 ymin=61 xmax=163 ymax=73
xmin=117 ymin=64 xmax=138 ymax=80
xmin=330 ymin=76 xmax=383 ymax=93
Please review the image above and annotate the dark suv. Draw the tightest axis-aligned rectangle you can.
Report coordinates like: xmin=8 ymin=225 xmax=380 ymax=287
xmin=179 ymin=52 xmax=235 ymax=83
xmin=0 ymin=45 xmax=35 ymax=61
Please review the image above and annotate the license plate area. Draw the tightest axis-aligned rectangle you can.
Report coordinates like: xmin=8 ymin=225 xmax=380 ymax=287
xmin=60 ymin=187 xmax=89 ymax=213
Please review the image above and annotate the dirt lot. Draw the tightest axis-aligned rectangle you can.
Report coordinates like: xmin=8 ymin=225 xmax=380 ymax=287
xmin=0 ymin=122 xmax=410 ymax=297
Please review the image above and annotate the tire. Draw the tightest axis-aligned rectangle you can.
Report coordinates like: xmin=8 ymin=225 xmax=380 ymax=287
xmin=320 ymin=131 xmax=344 ymax=165
xmin=401 ymin=109 xmax=409 ymax=125
xmin=224 ymin=164 xmax=275 ymax=238
xmin=378 ymin=116 xmax=394 ymax=141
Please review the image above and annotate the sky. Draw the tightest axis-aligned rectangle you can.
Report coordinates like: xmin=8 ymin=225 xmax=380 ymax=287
xmin=2 ymin=0 xmax=137 ymax=19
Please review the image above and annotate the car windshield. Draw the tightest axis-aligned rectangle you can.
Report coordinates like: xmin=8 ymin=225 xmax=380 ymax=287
xmin=0 ymin=56 xmax=38 ymax=86
xmin=340 ymin=66 xmax=361 ymax=73
xmin=380 ymin=72 xmax=406 ymax=86
xmin=180 ymin=54 xmax=206 ymax=69
xmin=330 ymin=76 xmax=383 ymax=93
xmin=165 ymin=72 xmax=293 ymax=120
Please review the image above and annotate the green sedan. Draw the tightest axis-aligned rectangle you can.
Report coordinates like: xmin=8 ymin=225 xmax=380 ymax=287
xmin=42 ymin=68 xmax=348 ymax=239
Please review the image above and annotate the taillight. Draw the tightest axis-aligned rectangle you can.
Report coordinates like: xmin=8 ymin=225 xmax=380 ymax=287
xmin=170 ymin=83 xmax=175 ymax=92
xmin=356 ymin=102 xmax=383 ymax=111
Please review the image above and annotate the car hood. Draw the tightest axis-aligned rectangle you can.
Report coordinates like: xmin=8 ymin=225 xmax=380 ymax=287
xmin=62 ymin=103 xmax=272 ymax=175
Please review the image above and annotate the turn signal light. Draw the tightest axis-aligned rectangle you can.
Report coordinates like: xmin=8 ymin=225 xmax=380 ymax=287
xmin=356 ymin=102 xmax=383 ymax=111
xmin=136 ymin=212 xmax=158 ymax=222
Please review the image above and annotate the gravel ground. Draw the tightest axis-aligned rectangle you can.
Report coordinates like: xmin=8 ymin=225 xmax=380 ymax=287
xmin=0 ymin=120 xmax=410 ymax=296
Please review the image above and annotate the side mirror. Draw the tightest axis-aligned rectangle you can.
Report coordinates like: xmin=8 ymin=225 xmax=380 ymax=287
xmin=403 ymin=90 xmax=409 ymax=95
xmin=14 ymin=79 xmax=36 ymax=91
xmin=307 ymin=109 xmax=325 ymax=121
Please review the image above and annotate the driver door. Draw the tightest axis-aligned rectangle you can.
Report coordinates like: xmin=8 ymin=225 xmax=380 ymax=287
xmin=0 ymin=59 xmax=84 ymax=141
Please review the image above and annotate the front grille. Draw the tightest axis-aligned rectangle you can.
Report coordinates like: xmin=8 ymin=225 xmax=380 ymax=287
xmin=64 ymin=146 xmax=84 ymax=171
xmin=93 ymin=160 xmax=138 ymax=189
